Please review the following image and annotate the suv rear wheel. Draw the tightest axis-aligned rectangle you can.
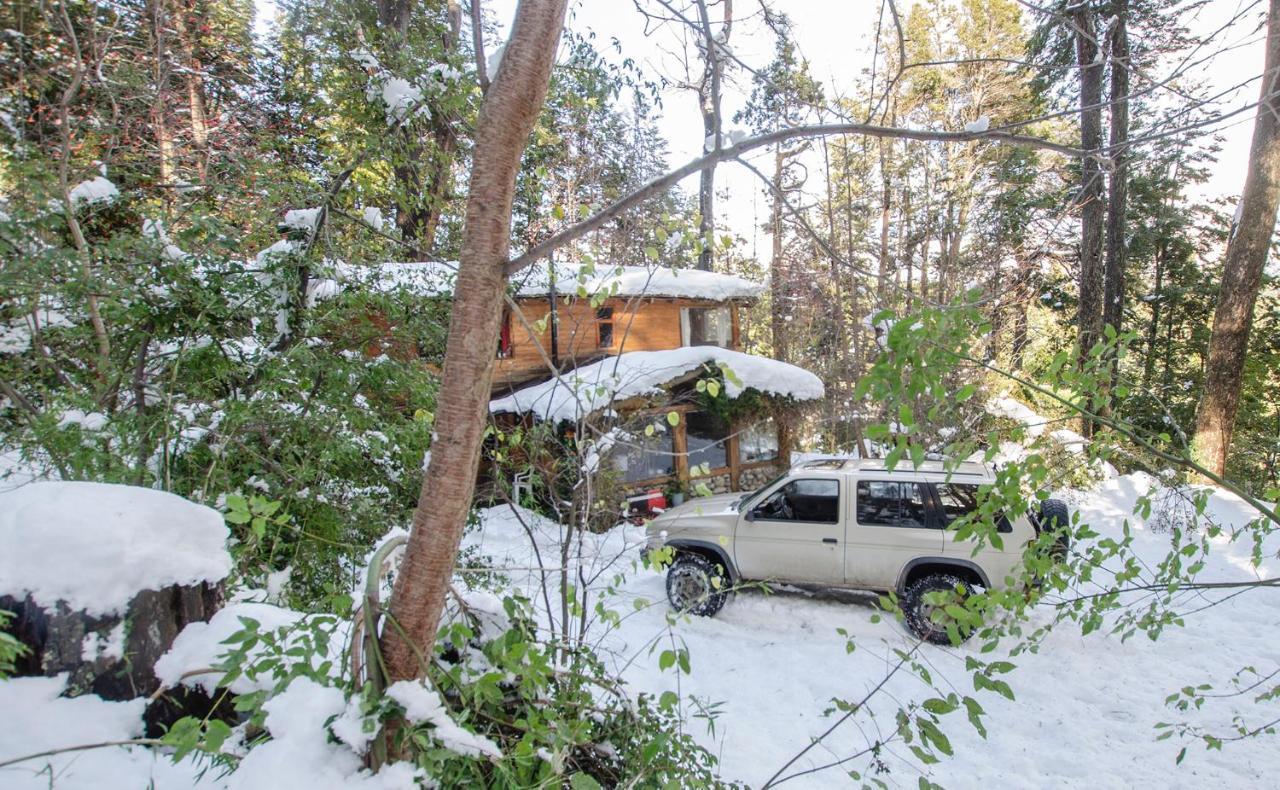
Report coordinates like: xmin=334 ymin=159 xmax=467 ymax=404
xmin=665 ymin=553 xmax=728 ymax=617
xmin=902 ymin=573 xmax=973 ymax=645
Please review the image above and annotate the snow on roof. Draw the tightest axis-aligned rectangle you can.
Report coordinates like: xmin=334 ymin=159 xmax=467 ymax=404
xmin=489 ymin=346 xmax=824 ymax=422
xmin=314 ymin=260 xmax=763 ymax=303
xmin=281 ymin=208 xmax=322 ymax=235
xmin=68 ymin=176 xmax=119 ymax=207
xmin=0 ymin=481 xmax=232 ymax=616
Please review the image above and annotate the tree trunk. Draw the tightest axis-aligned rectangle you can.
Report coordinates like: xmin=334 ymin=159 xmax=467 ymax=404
xmin=1074 ymin=5 xmax=1106 ymax=437
xmin=1192 ymin=0 xmax=1280 ymax=477
xmin=695 ymin=0 xmax=732 ymax=271
xmin=1102 ymin=6 xmax=1128 ymax=338
xmin=382 ymin=1 xmax=462 ymax=259
xmin=382 ymin=0 xmax=568 ymax=681
xmin=171 ymin=0 xmax=210 ymax=180
xmin=1010 ymin=258 xmax=1031 ymax=371
xmin=1141 ymin=237 xmax=1166 ymax=390
xmin=769 ymin=146 xmax=788 ymax=362
xmin=149 ymin=0 xmax=175 ymax=200
xmin=877 ymin=138 xmax=892 ymax=299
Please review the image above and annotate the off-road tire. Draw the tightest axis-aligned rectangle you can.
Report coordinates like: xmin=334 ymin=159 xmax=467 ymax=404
xmin=1038 ymin=498 xmax=1071 ymax=562
xmin=665 ymin=553 xmax=729 ymax=617
xmin=902 ymin=573 xmax=972 ymax=645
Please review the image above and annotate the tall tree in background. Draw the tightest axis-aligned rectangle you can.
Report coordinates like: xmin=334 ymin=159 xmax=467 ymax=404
xmin=1102 ymin=2 xmax=1129 ymax=341
xmin=383 ymin=0 xmax=568 ymax=681
xmin=694 ymin=0 xmax=731 ymax=271
xmin=1192 ymin=0 xmax=1280 ymax=478
xmin=377 ymin=0 xmax=462 ymax=258
xmin=737 ymin=15 xmax=822 ymax=364
xmin=1074 ymin=2 xmax=1105 ymax=437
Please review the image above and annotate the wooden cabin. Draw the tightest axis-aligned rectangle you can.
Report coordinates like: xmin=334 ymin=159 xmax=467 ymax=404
xmin=485 ymin=263 xmax=825 ymax=513
xmin=313 ymin=260 xmax=825 ymax=514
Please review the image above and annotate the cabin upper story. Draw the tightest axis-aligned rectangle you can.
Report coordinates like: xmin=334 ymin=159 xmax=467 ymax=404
xmin=494 ymin=263 xmax=761 ymax=389
xmin=312 ymin=260 xmax=764 ymax=391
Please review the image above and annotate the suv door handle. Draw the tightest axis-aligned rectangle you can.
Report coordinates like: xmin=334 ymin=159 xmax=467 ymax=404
xmin=822 ymin=538 xmax=838 ymax=545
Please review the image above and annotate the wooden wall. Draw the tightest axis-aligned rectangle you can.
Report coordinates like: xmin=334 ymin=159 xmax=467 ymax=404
xmin=494 ymin=297 xmax=742 ymax=388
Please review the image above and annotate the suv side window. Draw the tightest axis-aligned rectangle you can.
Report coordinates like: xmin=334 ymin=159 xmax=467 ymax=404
xmin=855 ymin=481 xmax=931 ymax=528
xmin=752 ymin=479 xmax=840 ymax=523
xmin=935 ymin=482 xmax=1012 ymax=533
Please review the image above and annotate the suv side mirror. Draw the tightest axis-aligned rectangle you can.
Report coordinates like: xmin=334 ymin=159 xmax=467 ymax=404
xmin=744 ymin=509 xmax=756 ymax=523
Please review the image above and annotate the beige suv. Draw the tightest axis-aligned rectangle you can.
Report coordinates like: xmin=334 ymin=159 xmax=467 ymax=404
xmin=643 ymin=459 xmax=1068 ymax=643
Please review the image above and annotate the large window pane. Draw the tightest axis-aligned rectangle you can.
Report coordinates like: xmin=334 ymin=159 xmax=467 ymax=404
xmin=856 ymin=481 xmax=931 ymax=528
xmin=614 ymin=428 xmax=674 ymax=482
xmin=935 ymin=483 xmax=980 ymax=522
xmin=936 ymin=482 xmax=1011 ymax=532
xmin=686 ymin=410 xmax=729 ymax=472
xmin=682 ymin=307 xmax=732 ymax=347
xmin=751 ymin=479 xmax=840 ymax=523
xmin=739 ymin=418 xmax=779 ymax=463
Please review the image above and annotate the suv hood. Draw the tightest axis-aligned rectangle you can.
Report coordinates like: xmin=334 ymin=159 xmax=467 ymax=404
xmin=647 ymin=492 xmax=741 ymax=539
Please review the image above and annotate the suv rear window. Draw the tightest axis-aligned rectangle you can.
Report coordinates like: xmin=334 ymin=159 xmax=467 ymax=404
xmin=855 ymin=481 xmax=931 ymax=528
xmin=935 ymin=482 xmax=1012 ymax=533
xmin=935 ymin=483 xmax=980 ymax=522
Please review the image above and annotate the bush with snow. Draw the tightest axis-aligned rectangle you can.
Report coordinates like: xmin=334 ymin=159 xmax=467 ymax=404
xmin=149 ymin=569 xmax=732 ymax=788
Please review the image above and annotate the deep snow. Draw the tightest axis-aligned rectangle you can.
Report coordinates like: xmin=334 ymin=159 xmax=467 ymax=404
xmin=0 ymin=481 xmax=232 ymax=616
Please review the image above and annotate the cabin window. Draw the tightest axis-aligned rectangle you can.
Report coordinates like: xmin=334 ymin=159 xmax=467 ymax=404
xmin=680 ymin=307 xmax=732 ymax=348
xmin=739 ymin=417 xmax=779 ymax=463
xmin=597 ymin=307 xmax=614 ymax=348
xmin=686 ymin=410 xmax=729 ymax=472
xmin=497 ymin=309 xmax=514 ymax=358
xmin=615 ymin=426 xmax=674 ymax=482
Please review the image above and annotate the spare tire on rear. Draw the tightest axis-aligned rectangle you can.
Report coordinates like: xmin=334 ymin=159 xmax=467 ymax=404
xmin=1037 ymin=498 xmax=1071 ymax=561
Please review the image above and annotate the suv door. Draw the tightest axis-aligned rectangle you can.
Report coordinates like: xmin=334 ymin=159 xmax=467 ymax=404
xmin=844 ymin=478 xmax=943 ymax=589
xmin=734 ymin=476 xmax=844 ymax=584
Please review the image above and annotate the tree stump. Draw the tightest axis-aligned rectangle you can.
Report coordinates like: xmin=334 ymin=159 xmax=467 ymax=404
xmin=2 ymin=581 xmax=224 ymax=732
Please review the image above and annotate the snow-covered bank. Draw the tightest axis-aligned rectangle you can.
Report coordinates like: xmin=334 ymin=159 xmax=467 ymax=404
xmin=5 ymin=408 xmax=1279 ymax=788
xmin=0 ymin=674 xmax=216 ymax=790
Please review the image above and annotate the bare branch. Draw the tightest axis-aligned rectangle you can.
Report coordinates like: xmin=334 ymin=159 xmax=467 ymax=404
xmin=504 ymin=122 xmax=1085 ymax=277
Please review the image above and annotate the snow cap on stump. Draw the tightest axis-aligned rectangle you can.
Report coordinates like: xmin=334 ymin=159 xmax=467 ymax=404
xmin=0 ymin=481 xmax=232 ymax=617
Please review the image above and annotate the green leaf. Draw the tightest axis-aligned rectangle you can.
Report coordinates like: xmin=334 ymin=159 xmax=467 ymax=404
xmin=919 ymin=718 xmax=953 ymax=756
xmin=570 ymin=773 xmax=603 ymax=790
xmin=922 ymin=697 xmax=956 ymax=715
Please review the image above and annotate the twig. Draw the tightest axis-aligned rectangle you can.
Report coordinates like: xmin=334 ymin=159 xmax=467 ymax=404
xmin=0 ymin=739 xmax=166 ymax=769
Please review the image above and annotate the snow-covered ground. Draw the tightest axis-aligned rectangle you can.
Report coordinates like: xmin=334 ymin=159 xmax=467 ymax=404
xmin=467 ymin=475 xmax=1280 ymax=789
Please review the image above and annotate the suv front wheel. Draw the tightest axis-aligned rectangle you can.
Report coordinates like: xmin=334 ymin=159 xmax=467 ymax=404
xmin=902 ymin=573 xmax=974 ymax=645
xmin=665 ymin=553 xmax=729 ymax=617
